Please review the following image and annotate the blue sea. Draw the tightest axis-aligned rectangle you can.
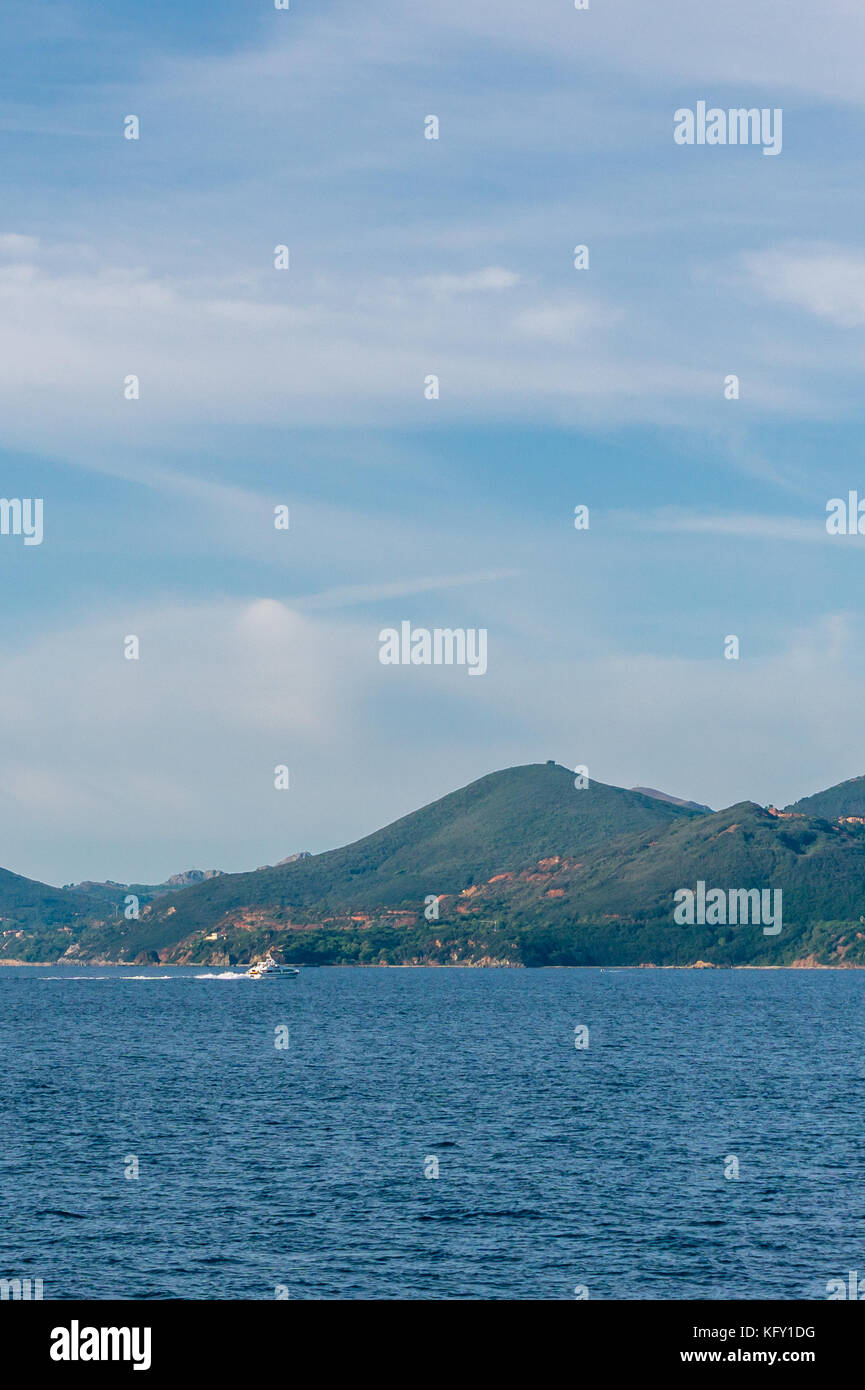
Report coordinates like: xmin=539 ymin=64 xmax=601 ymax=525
xmin=1 ymin=966 xmax=863 ymax=1300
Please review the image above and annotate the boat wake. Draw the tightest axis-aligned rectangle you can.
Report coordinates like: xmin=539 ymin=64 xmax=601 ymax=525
xmin=39 ymin=969 xmax=289 ymax=982
xmin=193 ymin=971 xmax=253 ymax=980
xmin=41 ymin=974 xmax=175 ymax=981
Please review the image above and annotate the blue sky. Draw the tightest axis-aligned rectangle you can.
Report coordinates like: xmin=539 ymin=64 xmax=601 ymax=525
xmin=3 ymin=0 xmax=865 ymax=883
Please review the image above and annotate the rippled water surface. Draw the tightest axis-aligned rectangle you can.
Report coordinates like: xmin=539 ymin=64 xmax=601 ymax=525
xmin=2 ymin=966 xmax=863 ymax=1299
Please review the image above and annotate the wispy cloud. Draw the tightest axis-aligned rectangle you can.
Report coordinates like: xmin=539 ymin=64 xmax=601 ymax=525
xmin=2 ymin=0 xmax=865 ymax=884
xmin=298 ymin=569 xmax=521 ymax=610
xmin=742 ymin=244 xmax=865 ymax=327
xmin=624 ymin=509 xmax=827 ymax=544
xmin=420 ymin=267 xmax=520 ymax=295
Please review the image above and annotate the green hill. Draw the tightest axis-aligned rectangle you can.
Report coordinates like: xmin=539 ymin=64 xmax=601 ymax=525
xmin=0 ymin=865 xmax=94 ymax=923
xmin=448 ymin=801 xmax=865 ymax=965
xmin=0 ymin=868 xmax=217 ymax=962
xmin=129 ymin=762 xmax=700 ymax=946
xmin=785 ymin=774 xmax=865 ymax=820
xmin=8 ymin=763 xmax=865 ymax=967
xmin=0 ymin=866 xmax=109 ymax=961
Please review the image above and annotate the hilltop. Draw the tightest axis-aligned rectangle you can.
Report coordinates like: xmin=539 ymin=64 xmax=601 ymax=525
xmin=785 ymin=774 xmax=865 ymax=821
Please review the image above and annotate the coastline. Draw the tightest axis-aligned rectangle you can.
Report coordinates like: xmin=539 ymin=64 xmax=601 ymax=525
xmin=2 ymin=959 xmax=863 ymax=970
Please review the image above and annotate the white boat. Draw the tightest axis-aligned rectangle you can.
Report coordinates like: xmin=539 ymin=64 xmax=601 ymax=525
xmin=245 ymin=954 xmax=299 ymax=978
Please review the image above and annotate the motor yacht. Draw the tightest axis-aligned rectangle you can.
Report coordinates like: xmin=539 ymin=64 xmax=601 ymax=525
xmin=245 ymin=954 xmax=299 ymax=978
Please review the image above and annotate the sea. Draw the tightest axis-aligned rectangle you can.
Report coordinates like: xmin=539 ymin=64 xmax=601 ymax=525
xmin=1 ymin=965 xmax=863 ymax=1300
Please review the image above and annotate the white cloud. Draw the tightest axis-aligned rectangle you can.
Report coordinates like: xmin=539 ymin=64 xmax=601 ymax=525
xmin=487 ymin=613 xmax=865 ymax=816
xmin=430 ymin=0 xmax=865 ymax=105
xmin=4 ymin=588 xmax=865 ymax=886
xmin=0 ymin=232 xmax=39 ymax=258
xmin=420 ymin=267 xmax=520 ymax=295
xmin=512 ymin=300 xmax=622 ymax=342
xmin=0 ymin=243 xmax=729 ymax=449
xmin=299 ymin=569 xmax=521 ymax=611
xmin=627 ymin=508 xmax=827 ymax=544
xmin=146 ymin=1 xmax=865 ymax=112
xmin=743 ymin=244 xmax=865 ymax=327
xmin=0 ymin=599 xmax=375 ymax=881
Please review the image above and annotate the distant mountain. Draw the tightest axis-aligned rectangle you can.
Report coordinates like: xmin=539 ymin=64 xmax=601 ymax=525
xmin=631 ymin=786 xmax=713 ymax=814
xmin=125 ymin=767 xmax=865 ymax=967
xmin=160 ymin=868 xmax=223 ymax=889
xmin=785 ymin=775 xmax=865 ymax=821
xmin=255 ymin=852 xmax=312 ymax=871
xmin=133 ymin=763 xmax=700 ymax=941
xmin=0 ymin=865 xmax=109 ymax=960
xmin=6 ymin=763 xmax=865 ymax=967
xmin=446 ymin=800 xmax=865 ymax=964
xmin=0 ymin=865 xmax=97 ymax=923
xmin=0 ymin=865 xmax=226 ymax=962
xmin=68 ymin=868 xmax=223 ymax=899
xmin=33 ymin=764 xmax=699 ymax=963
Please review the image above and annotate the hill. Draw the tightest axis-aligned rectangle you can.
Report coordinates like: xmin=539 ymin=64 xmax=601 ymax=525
xmin=631 ymin=786 xmax=713 ymax=813
xmin=785 ymin=774 xmax=865 ymax=820
xmin=0 ymin=865 xmax=109 ymax=961
xmin=442 ymin=801 xmax=865 ymax=966
xmin=67 ymin=868 xmax=224 ymax=900
xmin=129 ymin=763 xmax=701 ymax=944
xmin=11 ymin=763 xmax=700 ymax=963
xmin=7 ymin=763 xmax=865 ymax=967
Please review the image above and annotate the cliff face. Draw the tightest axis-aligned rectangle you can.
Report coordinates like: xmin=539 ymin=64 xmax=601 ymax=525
xmin=162 ymin=869 xmax=224 ymax=888
xmin=71 ymin=868 xmax=224 ymax=894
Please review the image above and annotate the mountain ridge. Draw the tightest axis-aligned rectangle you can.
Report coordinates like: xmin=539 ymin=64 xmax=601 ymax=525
xmin=5 ymin=763 xmax=865 ymax=966
xmin=785 ymin=774 xmax=865 ymax=821
xmin=631 ymin=786 xmax=713 ymax=813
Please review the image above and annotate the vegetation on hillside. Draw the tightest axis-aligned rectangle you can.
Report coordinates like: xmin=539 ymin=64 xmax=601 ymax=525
xmin=5 ymin=763 xmax=865 ymax=966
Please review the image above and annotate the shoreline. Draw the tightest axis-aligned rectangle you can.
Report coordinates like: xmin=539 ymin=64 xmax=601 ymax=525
xmin=1 ymin=959 xmax=863 ymax=970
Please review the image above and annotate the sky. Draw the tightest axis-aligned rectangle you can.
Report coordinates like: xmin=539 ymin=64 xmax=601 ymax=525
xmin=3 ymin=0 xmax=865 ymax=884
